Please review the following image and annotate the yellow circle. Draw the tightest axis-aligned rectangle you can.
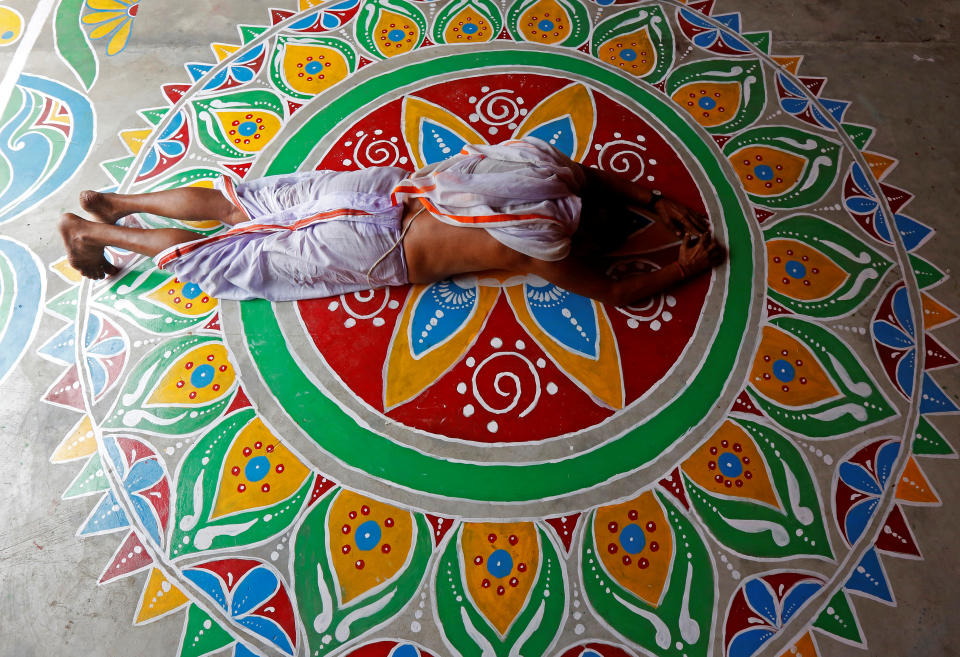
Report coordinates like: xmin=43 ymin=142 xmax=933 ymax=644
xmin=0 ymin=6 xmax=24 ymax=47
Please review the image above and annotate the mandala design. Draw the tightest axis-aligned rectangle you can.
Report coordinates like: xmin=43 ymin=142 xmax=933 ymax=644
xmin=22 ymin=1 xmax=957 ymax=656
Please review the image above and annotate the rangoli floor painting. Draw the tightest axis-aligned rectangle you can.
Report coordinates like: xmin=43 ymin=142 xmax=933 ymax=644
xmin=1 ymin=1 xmax=958 ymax=656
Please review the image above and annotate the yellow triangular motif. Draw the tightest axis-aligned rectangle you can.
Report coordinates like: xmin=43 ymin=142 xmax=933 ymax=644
xmin=50 ymin=256 xmax=83 ymax=283
xmin=921 ymin=292 xmax=958 ymax=330
xmin=772 ymin=55 xmax=803 ymax=75
xmin=135 ymin=569 xmax=189 ymax=625
xmin=120 ymin=128 xmax=152 ymax=156
xmin=862 ymin=151 xmax=898 ymax=181
xmin=895 ymin=457 xmax=941 ymax=505
xmin=51 ymin=415 xmax=97 ymax=463
xmin=212 ymin=42 xmax=239 ymax=61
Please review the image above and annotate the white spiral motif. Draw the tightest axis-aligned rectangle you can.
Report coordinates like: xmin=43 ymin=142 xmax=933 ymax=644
xmin=353 ymin=130 xmax=404 ymax=167
xmin=341 ymin=287 xmax=391 ymax=320
xmin=471 ymin=87 xmax=525 ymax=128
xmin=471 ymin=351 xmax=541 ymax=417
xmin=597 ymin=138 xmax=647 ymax=182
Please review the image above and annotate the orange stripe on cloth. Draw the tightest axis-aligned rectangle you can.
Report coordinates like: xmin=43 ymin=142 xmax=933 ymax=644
xmin=391 ymin=178 xmax=563 ymax=227
xmin=156 ymin=207 xmax=376 ymax=270
xmin=221 ymin=176 xmax=252 ymax=221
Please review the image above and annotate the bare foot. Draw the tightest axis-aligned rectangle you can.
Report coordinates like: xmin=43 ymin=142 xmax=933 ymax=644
xmin=59 ymin=213 xmax=119 ymax=280
xmin=79 ymin=190 xmax=127 ymax=224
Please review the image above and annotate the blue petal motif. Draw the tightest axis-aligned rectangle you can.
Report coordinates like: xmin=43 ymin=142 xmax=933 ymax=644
xmin=743 ymin=578 xmax=778 ymax=625
xmin=235 ymin=644 xmax=260 ymax=657
xmin=237 ymin=616 xmax=294 ymax=654
xmin=875 ymin=441 xmax=901 ymax=488
xmin=872 ymin=320 xmax=913 ymax=350
xmin=130 ymin=495 xmax=161 ymax=545
xmin=846 ymin=547 xmax=894 ymax=603
xmin=892 ymin=287 xmax=915 ymax=338
xmin=124 ymin=458 xmax=164 ymax=493
xmin=38 ymin=323 xmax=78 ymax=365
xmin=780 ymin=580 xmax=822 ymax=624
xmin=183 ymin=569 xmax=228 ymax=609
xmin=838 ymin=462 xmax=883 ymax=495
xmin=919 ymin=373 xmax=960 ymax=414
xmin=420 ymin=121 xmax=468 ymax=165
xmin=525 ymin=282 xmax=599 ymax=358
xmin=844 ymin=196 xmax=877 ymax=214
xmin=780 ymin=98 xmax=808 ymax=115
xmin=728 ymin=627 xmax=776 ymax=657
xmin=410 ymin=279 xmax=478 ymax=357
xmin=389 ymin=645 xmax=422 ymax=657
xmin=844 ymin=496 xmax=879 ymax=543
xmin=525 ymin=117 xmax=576 ymax=158
xmin=851 ymin=163 xmax=875 ymax=195
xmin=892 ymin=213 xmax=933 ymax=251
xmin=231 ymin=567 xmax=278 ymax=617
xmin=895 ymin=349 xmax=916 ymax=394
xmin=80 ymin=491 xmax=130 ymax=535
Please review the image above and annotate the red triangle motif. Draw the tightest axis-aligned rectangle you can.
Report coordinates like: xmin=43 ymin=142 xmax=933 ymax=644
xmin=162 ymin=83 xmax=190 ymax=105
xmin=202 ymin=312 xmax=221 ymax=331
xmin=875 ymin=505 xmax=922 ymax=558
xmin=496 ymin=28 xmax=512 ymax=40
xmin=544 ymin=514 xmax=581 ymax=553
xmin=881 ymin=183 xmax=913 ymax=214
xmin=223 ymin=162 xmax=251 ymax=178
xmin=287 ymin=100 xmax=303 ymax=115
xmin=658 ymin=468 xmax=689 ymax=509
xmin=732 ymin=390 xmax=764 ymax=416
xmin=426 ymin=514 xmax=456 ymax=546
xmin=271 ymin=8 xmax=294 ymax=25
xmin=712 ymin=135 xmax=731 ymax=148
xmin=99 ymin=532 xmax=153 ymax=584
xmin=225 ymin=386 xmax=252 ymax=414
xmin=308 ymin=474 xmax=336 ymax=506
xmin=687 ymin=0 xmax=716 ymax=15
xmin=924 ymin=334 xmax=959 ymax=370
xmin=766 ymin=298 xmax=792 ymax=318
xmin=357 ymin=57 xmax=374 ymax=68
xmin=577 ymin=43 xmax=591 ymax=54
xmin=653 ymin=80 xmax=667 ymax=93
xmin=754 ymin=208 xmax=775 ymax=223
xmin=43 ymin=365 xmax=86 ymax=411
xmin=799 ymin=77 xmax=826 ymax=96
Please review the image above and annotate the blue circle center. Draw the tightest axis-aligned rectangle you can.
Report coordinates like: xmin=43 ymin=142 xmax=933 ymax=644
xmin=619 ymin=523 xmax=646 ymax=554
xmin=487 ymin=549 xmax=513 ymax=578
xmin=462 ymin=22 xmax=479 ymax=34
xmin=1 ymin=31 xmax=13 ymax=41
xmin=773 ymin=359 xmax=796 ymax=382
xmin=619 ymin=48 xmax=637 ymax=61
xmin=754 ymin=165 xmax=774 ymax=180
xmin=355 ymin=520 xmax=382 ymax=551
xmin=237 ymin=121 xmax=257 ymax=136
xmin=388 ymin=29 xmax=405 ymax=41
xmin=190 ymin=363 xmax=215 ymax=388
xmin=718 ymin=452 xmax=744 ymax=478
xmin=305 ymin=61 xmax=322 ymax=74
xmin=698 ymin=96 xmax=717 ymax=110
xmin=182 ymin=282 xmax=202 ymax=299
xmin=245 ymin=456 xmax=271 ymax=482
xmin=538 ymin=19 xmax=554 ymax=31
xmin=785 ymin=260 xmax=807 ymax=279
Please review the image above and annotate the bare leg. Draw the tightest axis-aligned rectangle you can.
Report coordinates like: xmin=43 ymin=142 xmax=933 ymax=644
xmin=79 ymin=187 xmax=247 ymax=226
xmin=59 ymin=212 xmax=205 ymax=279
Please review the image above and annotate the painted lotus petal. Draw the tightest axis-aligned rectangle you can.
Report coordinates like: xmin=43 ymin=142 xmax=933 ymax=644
xmin=355 ymin=0 xmax=426 ymax=59
xmin=436 ymin=522 xmax=564 ymax=657
xmin=508 ymin=0 xmax=590 ymax=47
xmin=506 ymin=284 xmax=624 ymax=409
xmin=676 ymin=8 xmax=754 ymax=56
xmin=838 ymin=462 xmax=883 ymax=496
xmin=101 ymin=335 xmax=236 ymax=436
xmin=293 ymin=487 xmax=432 ymax=656
xmin=231 ymin=567 xmax=279 ymax=616
xmin=743 ymin=579 xmax=777 ymax=625
xmin=591 ymin=5 xmax=674 ymax=82
xmin=724 ymin=126 xmax=841 ymax=209
xmin=192 ymin=90 xmax=285 ymax=158
xmin=727 ymin=627 xmax=776 ymax=657
xmin=764 ymin=215 xmax=893 ymax=318
xmin=781 ymin=580 xmax=822 ymax=623
xmin=748 ymin=318 xmax=895 ymax=438
xmin=683 ymin=419 xmax=832 ymax=559
xmin=169 ymin=410 xmax=315 ymax=558
xmin=183 ymin=569 xmax=228 ymax=607
xmin=895 ymin=349 xmax=916 ymax=396
xmin=583 ymin=491 xmax=713 ymax=657
xmin=515 ymin=82 xmax=595 ymax=161
xmin=432 ymin=0 xmax=502 ymax=44
xmin=776 ymin=73 xmax=850 ymax=129
xmin=402 ymin=96 xmax=484 ymax=169
xmin=130 ymin=109 xmax=190 ymax=182
xmin=270 ymin=36 xmax=355 ymax=100
xmin=834 ymin=439 xmax=906 ymax=545
xmin=383 ymin=281 xmax=498 ymax=409
xmin=666 ymin=58 xmax=765 ymax=134
xmin=94 ymin=258 xmax=219 ymax=333
xmin=872 ymin=320 xmax=913 ymax=350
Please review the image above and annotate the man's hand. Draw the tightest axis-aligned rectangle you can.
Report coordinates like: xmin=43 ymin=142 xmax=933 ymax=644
xmin=678 ymin=231 xmax=725 ymax=277
xmin=654 ymin=198 xmax=710 ymax=236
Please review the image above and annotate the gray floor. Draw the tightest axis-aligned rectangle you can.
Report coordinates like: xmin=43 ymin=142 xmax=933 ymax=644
xmin=0 ymin=1 xmax=958 ymax=655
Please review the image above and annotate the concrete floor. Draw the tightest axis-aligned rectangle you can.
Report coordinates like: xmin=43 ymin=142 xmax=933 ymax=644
xmin=0 ymin=1 xmax=958 ymax=656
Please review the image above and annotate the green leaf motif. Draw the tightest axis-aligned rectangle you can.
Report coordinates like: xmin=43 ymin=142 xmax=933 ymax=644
xmin=665 ymin=58 xmax=765 ymax=134
xmin=724 ymin=126 xmax=842 ymax=209
xmin=169 ymin=409 xmax=315 ymax=559
xmin=102 ymin=334 xmax=237 ymax=436
xmin=683 ymin=418 xmax=834 ymax=560
xmin=591 ymin=6 xmax=673 ymax=82
xmin=748 ymin=317 xmax=897 ymax=438
xmin=192 ymin=90 xmax=285 ymax=159
xmin=508 ymin=0 xmax=590 ymax=48
xmin=435 ymin=524 xmax=565 ymax=657
xmin=63 ymin=452 xmax=110 ymax=499
xmin=94 ymin=258 xmax=219 ymax=334
xmin=54 ymin=0 xmax=99 ymax=91
xmin=813 ymin=589 xmax=864 ymax=646
xmin=909 ymin=254 xmax=946 ymax=290
xmin=582 ymin=493 xmax=714 ymax=657
xmin=293 ymin=487 xmax=433 ymax=655
xmin=764 ymin=215 xmax=893 ymax=318
xmin=913 ymin=416 xmax=955 ymax=456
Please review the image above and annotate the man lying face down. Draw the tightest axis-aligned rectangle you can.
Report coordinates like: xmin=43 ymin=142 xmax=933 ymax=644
xmin=60 ymin=137 xmax=724 ymax=307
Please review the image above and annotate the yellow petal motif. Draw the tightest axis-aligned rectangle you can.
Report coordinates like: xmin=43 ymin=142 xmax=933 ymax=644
xmin=597 ymin=29 xmax=658 ymax=77
xmin=373 ymin=10 xmax=420 ymax=58
xmin=515 ymin=82 xmax=595 ymax=162
xmin=145 ymin=277 xmax=218 ymax=316
xmin=518 ymin=0 xmax=571 ymax=45
xmin=401 ymin=95 xmax=485 ymax=170
xmin=443 ymin=8 xmax=495 ymax=43
xmin=87 ymin=15 xmax=126 ymax=38
xmin=50 ymin=415 xmax=97 ymax=463
xmin=749 ymin=325 xmax=839 ymax=407
xmin=729 ymin=146 xmax=806 ymax=197
xmin=672 ymin=81 xmax=742 ymax=127
xmin=282 ymin=43 xmax=351 ymax=97
xmin=217 ymin=110 xmax=283 ymax=154
xmin=146 ymin=343 xmax=235 ymax=406
xmin=87 ymin=0 xmax=131 ymax=11
xmin=106 ymin=18 xmax=133 ymax=55
xmin=766 ymin=239 xmax=847 ymax=301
